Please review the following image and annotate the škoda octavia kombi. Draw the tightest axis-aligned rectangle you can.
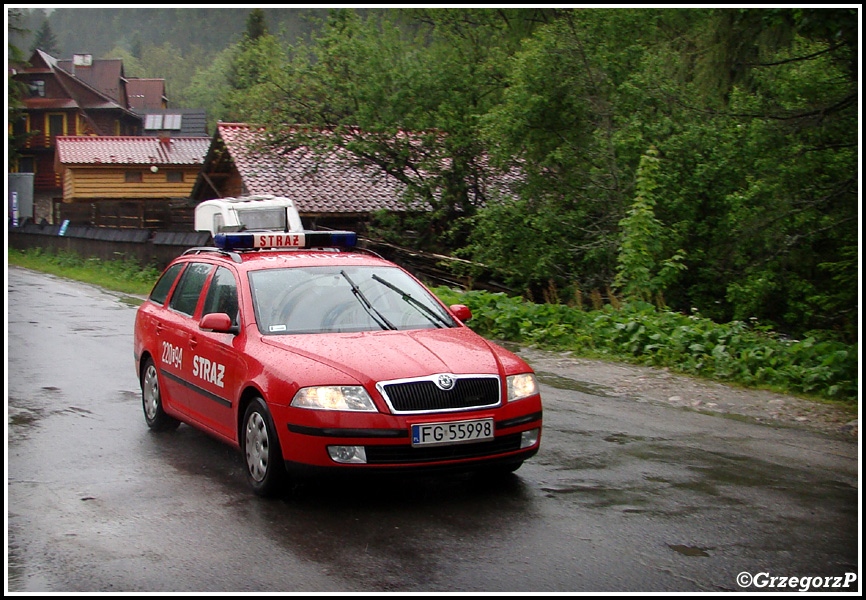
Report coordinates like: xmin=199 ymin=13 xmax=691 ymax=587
xmin=134 ymin=227 xmax=542 ymax=495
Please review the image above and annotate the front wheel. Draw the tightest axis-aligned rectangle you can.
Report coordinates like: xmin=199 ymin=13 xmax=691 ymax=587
xmin=141 ymin=357 xmax=180 ymax=431
xmin=241 ymin=398 xmax=286 ymax=496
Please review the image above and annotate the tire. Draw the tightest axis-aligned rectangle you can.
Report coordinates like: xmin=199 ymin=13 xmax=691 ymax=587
xmin=241 ymin=397 xmax=286 ymax=496
xmin=141 ymin=357 xmax=180 ymax=431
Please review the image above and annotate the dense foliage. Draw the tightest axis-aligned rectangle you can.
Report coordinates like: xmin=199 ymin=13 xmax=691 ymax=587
xmin=433 ymin=287 xmax=858 ymax=404
xmin=8 ymin=7 xmax=859 ymax=344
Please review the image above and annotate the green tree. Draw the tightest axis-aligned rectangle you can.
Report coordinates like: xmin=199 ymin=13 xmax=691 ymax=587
xmin=245 ymin=8 xmax=268 ymax=40
xmin=134 ymin=41 xmax=210 ymax=107
xmin=614 ymin=146 xmax=686 ymax=304
xmin=29 ymin=18 xmax=59 ymax=55
xmin=470 ymin=8 xmax=856 ymax=338
xmin=185 ymin=46 xmax=235 ymax=129
xmin=247 ymin=8 xmax=554 ymax=248
xmin=472 ymin=10 xmax=669 ymax=294
xmin=8 ymin=8 xmax=30 ymax=167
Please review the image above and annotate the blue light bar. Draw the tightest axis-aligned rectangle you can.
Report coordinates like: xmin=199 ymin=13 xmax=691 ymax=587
xmin=213 ymin=230 xmax=357 ymax=251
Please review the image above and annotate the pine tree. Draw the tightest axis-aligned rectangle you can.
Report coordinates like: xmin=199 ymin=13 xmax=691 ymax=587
xmin=244 ymin=8 xmax=268 ymax=41
xmin=30 ymin=19 xmax=59 ymax=56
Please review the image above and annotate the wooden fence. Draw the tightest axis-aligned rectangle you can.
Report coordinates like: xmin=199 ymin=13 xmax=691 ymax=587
xmin=53 ymin=200 xmax=195 ymax=230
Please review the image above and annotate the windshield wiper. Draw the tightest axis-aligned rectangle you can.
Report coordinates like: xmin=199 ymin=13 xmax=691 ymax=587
xmin=340 ymin=270 xmax=396 ymax=331
xmin=371 ymin=274 xmax=452 ymax=329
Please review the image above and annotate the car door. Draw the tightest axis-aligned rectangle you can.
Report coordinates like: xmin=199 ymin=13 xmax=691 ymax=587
xmin=184 ymin=265 xmax=247 ymax=441
xmin=161 ymin=261 xmax=214 ymax=418
xmin=187 ymin=266 xmax=245 ymax=440
xmin=139 ymin=262 xmax=187 ymax=416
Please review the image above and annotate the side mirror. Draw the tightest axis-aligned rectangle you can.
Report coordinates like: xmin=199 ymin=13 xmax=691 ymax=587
xmin=200 ymin=312 xmax=238 ymax=334
xmin=449 ymin=304 xmax=472 ymax=322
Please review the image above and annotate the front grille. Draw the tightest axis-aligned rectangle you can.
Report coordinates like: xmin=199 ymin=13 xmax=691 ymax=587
xmin=365 ymin=433 xmax=523 ymax=464
xmin=380 ymin=376 xmax=500 ymax=413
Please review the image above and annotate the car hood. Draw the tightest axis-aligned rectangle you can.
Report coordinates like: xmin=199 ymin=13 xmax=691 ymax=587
xmin=260 ymin=327 xmax=518 ymax=385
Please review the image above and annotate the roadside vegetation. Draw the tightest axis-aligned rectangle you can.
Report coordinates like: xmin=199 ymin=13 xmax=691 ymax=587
xmin=434 ymin=287 xmax=858 ymax=406
xmin=8 ymin=248 xmax=161 ymax=297
xmin=8 ymin=248 xmax=856 ymax=405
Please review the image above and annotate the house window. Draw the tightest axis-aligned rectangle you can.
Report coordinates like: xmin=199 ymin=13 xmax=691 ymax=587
xmin=47 ymin=113 xmax=66 ymax=139
xmin=15 ymin=156 xmax=35 ymax=173
xmin=12 ymin=115 xmax=29 ymax=138
xmin=29 ymin=80 xmax=45 ymax=97
xmin=125 ymin=171 xmax=143 ymax=183
xmin=166 ymin=171 xmax=184 ymax=183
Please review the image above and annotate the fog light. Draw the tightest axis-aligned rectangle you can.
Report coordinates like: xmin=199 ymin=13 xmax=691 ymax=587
xmin=328 ymin=445 xmax=367 ymax=464
xmin=520 ymin=428 xmax=539 ymax=449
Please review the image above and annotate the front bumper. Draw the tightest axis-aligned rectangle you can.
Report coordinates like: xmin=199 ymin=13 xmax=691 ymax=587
xmin=275 ymin=403 xmax=542 ymax=472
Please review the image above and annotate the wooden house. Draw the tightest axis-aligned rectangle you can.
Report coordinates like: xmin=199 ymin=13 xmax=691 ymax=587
xmin=54 ymin=136 xmax=210 ymax=229
xmin=9 ymin=49 xmax=170 ymax=223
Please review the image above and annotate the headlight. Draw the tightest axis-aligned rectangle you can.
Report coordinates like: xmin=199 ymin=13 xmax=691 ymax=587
xmin=507 ymin=373 xmax=538 ymax=402
xmin=291 ymin=386 xmax=377 ymax=412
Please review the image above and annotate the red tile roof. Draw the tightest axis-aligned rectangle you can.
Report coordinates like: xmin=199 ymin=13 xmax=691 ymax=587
xmin=56 ymin=136 xmax=210 ymax=166
xmin=215 ymin=123 xmax=417 ymax=214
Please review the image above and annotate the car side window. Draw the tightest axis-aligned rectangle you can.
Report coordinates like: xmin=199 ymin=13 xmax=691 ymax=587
xmin=168 ymin=263 xmax=213 ymax=316
xmin=202 ymin=267 xmax=239 ymax=326
xmin=149 ymin=263 xmax=184 ymax=306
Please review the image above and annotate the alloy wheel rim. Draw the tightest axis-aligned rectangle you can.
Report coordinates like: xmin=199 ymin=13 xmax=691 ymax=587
xmin=245 ymin=412 xmax=269 ymax=482
xmin=144 ymin=365 xmax=159 ymax=420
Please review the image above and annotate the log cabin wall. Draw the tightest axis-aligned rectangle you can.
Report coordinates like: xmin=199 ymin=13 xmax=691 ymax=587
xmin=62 ymin=166 xmax=198 ymax=200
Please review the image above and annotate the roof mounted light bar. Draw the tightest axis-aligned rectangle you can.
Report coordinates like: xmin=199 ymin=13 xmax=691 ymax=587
xmin=213 ymin=230 xmax=357 ymax=251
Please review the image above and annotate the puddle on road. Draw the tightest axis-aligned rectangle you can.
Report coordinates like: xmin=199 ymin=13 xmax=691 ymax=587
xmin=534 ymin=371 xmax=614 ymax=397
xmin=603 ymin=432 xmax=647 ymax=445
xmin=9 ymin=411 xmax=42 ymax=428
xmin=116 ymin=295 xmax=144 ymax=308
xmin=668 ymin=544 xmax=710 ymax=557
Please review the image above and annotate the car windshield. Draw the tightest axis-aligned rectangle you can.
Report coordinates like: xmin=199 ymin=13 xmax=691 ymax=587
xmin=249 ymin=265 xmax=457 ymax=335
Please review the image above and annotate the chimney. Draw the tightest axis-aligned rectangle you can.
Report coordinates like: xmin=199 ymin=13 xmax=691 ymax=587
xmin=71 ymin=54 xmax=92 ymax=76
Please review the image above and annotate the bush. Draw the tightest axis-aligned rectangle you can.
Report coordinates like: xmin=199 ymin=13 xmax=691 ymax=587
xmin=434 ymin=287 xmax=858 ymax=403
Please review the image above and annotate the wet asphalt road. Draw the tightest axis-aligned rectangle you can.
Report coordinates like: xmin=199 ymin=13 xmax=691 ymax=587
xmin=6 ymin=266 xmax=860 ymax=593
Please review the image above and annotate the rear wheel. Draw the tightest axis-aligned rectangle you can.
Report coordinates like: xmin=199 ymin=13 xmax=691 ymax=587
xmin=242 ymin=397 xmax=286 ymax=496
xmin=141 ymin=357 xmax=180 ymax=431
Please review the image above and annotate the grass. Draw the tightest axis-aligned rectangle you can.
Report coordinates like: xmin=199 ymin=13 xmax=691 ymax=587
xmin=8 ymin=247 xmax=161 ymax=297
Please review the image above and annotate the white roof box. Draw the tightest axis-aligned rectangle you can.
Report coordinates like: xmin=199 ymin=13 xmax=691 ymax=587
xmin=195 ymin=195 xmax=304 ymax=235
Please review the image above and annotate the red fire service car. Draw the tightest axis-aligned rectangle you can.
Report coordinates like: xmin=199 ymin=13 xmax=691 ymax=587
xmin=134 ymin=229 xmax=542 ymax=495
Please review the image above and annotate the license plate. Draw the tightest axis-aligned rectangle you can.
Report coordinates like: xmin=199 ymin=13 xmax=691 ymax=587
xmin=411 ymin=418 xmax=494 ymax=447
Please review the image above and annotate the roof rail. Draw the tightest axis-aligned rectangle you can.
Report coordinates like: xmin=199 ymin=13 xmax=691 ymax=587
xmin=182 ymin=247 xmax=243 ymax=264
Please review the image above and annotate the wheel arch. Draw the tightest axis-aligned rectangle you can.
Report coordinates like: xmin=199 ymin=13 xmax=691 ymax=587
xmin=138 ymin=350 xmax=155 ymax=384
xmin=236 ymin=384 xmax=269 ymax=442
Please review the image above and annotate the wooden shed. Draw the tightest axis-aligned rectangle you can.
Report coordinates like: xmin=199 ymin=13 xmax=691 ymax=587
xmin=53 ymin=135 xmax=210 ymax=229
